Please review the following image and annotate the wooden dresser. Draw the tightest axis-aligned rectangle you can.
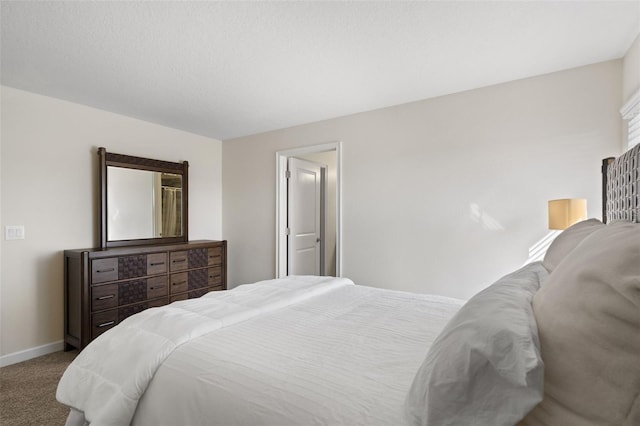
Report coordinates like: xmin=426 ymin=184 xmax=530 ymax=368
xmin=64 ymin=240 xmax=227 ymax=350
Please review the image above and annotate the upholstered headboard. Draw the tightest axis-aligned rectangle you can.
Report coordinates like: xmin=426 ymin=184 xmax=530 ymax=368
xmin=602 ymin=144 xmax=640 ymax=223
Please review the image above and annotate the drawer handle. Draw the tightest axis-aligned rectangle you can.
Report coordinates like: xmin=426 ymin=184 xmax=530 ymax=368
xmin=172 ymin=280 xmax=187 ymax=286
xmin=96 ymin=295 xmax=115 ymax=300
xmin=96 ymin=268 xmax=115 ymax=273
xmin=172 ymin=259 xmax=186 ymax=263
xmin=209 ymin=274 xmax=221 ymax=279
xmin=150 ymin=262 xmax=165 ymax=266
xmin=97 ymin=321 xmax=115 ymax=328
xmin=149 ymin=286 xmax=161 ymax=290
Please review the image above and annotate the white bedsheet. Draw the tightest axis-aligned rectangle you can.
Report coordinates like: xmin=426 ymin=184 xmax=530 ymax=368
xmin=58 ymin=276 xmax=464 ymax=426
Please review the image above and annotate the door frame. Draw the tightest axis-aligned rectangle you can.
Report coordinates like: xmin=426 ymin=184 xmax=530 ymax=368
xmin=275 ymin=142 xmax=342 ymax=278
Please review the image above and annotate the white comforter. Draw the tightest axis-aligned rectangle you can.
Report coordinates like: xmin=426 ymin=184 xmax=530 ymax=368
xmin=57 ymin=276 xmax=464 ymax=426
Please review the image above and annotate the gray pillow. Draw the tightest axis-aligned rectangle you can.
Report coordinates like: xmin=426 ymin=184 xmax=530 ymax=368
xmin=521 ymin=221 xmax=640 ymax=426
xmin=405 ymin=262 xmax=548 ymax=426
xmin=542 ymin=218 xmax=604 ymax=272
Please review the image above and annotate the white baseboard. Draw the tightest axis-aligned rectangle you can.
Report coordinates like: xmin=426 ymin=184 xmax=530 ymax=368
xmin=0 ymin=340 xmax=64 ymax=368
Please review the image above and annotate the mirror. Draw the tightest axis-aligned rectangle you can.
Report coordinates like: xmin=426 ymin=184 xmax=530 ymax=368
xmin=99 ymin=147 xmax=189 ymax=248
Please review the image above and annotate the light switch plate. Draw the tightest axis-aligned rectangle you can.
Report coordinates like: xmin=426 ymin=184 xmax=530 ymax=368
xmin=5 ymin=225 xmax=25 ymax=240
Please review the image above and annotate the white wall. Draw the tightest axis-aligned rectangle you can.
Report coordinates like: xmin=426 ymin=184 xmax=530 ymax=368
xmin=623 ymin=33 xmax=640 ymax=103
xmin=223 ymin=60 xmax=622 ymax=299
xmin=0 ymin=86 xmax=222 ymax=359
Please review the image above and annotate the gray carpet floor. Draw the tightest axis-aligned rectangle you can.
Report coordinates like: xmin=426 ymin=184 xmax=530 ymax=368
xmin=0 ymin=350 xmax=78 ymax=425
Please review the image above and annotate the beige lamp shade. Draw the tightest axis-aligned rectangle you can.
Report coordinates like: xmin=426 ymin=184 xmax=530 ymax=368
xmin=548 ymin=198 xmax=588 ymax=230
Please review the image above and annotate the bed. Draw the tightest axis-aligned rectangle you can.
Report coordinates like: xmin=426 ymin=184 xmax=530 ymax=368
xmin=57 ymin=144 xmax=640 ymax=426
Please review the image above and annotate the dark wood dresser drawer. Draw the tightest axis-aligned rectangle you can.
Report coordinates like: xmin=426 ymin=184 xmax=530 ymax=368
xmin=147 ymin=276 xmax=168 ymax=299
xmin=147 ymin=253 xmax=168 ymax=275
xmin=91 ymin=284 xmax=118 ymax=311
xmin=147 ymin=297 xmax=168 ymax=308
xmin=208 ymin=247 xmax=223 ymax=266
xmin=208 ymin=267 xmax=222 ymax=286
xmin=118 ymin=279 xmax=147 ymax=306
xmin=170 ymin=293 xmax=189 ymax=303
xmin=119 ymin=302 xmax=147 ymax=322
xmin=188 ymin=288 xmax=210 ymax=299
xmin=91 ymin=258 xmax=118 ymax=284
xmin=188 ymin=248 xmax=208 ymax=268
xmin=91 ymin=310 xmax=118 ymax=339
xmin=170 ymin=272 xmax=188 ymax=294
xmin=170 ymin=251 xmax=188 ymax=271
xmin=118 ymin=255 xmax=147 ymax=279
xmin=188 ymin=269 xmax=208 ymax=290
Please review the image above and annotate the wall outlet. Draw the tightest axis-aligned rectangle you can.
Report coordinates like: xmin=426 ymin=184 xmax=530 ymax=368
xmin=5 ymin=225 xmax=25 ymax=240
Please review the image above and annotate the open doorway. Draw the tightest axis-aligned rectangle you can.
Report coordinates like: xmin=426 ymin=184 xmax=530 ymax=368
xmin=287 ymin=157 xmax=328 ymax=276
xmin=276 ymin=142 xmax=342 ymax=278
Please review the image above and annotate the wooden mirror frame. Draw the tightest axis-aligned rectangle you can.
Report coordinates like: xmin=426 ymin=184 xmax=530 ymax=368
xmin=98 ymin=147 xmax=189 ymax=249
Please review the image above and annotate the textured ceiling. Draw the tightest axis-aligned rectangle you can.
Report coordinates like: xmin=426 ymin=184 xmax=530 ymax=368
xmin=1 ymin=1 xmax=639 ymax=141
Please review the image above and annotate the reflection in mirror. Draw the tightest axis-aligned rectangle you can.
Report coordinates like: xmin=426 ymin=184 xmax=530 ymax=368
xmin=160 ymin=173 xmax=183 ymax=238
xmin=107 ymin=167 xmax=183 ymax=241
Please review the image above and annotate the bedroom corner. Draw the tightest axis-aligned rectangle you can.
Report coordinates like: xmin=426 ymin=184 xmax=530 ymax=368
xmin=0 ymin=87 xmax=223 ymax=365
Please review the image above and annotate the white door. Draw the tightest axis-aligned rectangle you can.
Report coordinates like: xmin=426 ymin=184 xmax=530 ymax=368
xmin=287 ymin=157 xmax=325 ymax=276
